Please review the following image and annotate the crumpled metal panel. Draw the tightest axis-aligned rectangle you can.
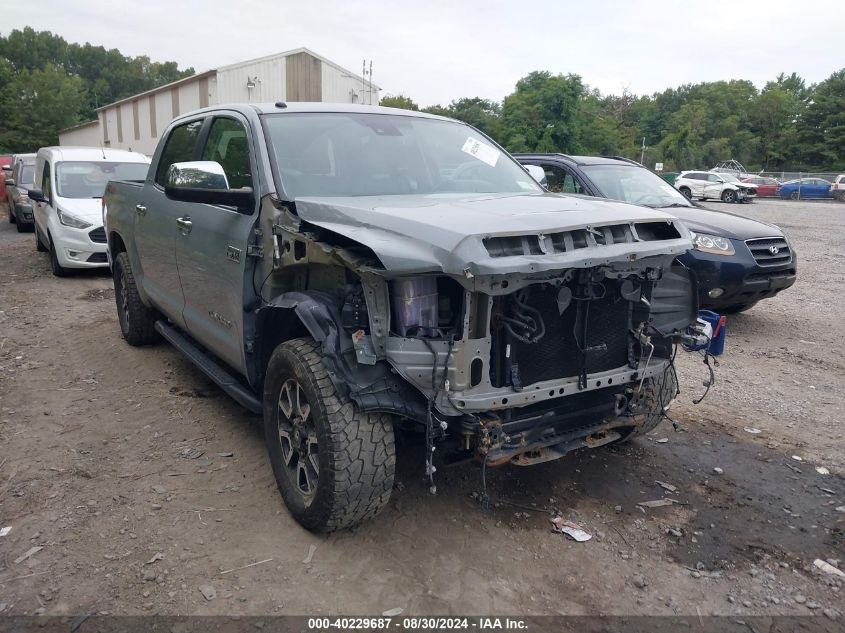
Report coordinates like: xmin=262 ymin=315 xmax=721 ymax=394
xmin=294 ymin=192 xmax=692 ymax=276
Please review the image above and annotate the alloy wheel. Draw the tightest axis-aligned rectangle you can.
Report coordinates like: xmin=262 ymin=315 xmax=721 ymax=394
xmin=277 ymin=378 xmax=319 ymax=503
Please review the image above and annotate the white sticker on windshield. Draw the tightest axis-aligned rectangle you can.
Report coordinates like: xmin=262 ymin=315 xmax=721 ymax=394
xmin=461 ymin=136 xmax=500 ymax=167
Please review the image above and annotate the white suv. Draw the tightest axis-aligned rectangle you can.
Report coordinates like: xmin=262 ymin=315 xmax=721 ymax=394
xmin=675 ymin=170 xmax=756 ymax=203
xmin=832 ymin=175 xmax=845 ymax=201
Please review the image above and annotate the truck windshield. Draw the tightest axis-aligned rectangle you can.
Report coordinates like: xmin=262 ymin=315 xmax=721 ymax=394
xmin=262 ymin=112 xmax=541 ymax=198
xmin=581 ymin=164 xmax=693 ymax=209
xmin=56 ymin=161 xmax=149 ymax=199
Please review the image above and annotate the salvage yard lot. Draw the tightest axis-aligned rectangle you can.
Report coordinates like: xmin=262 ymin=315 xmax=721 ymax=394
xmin=0 ymin=198 xmax=843 ymax=616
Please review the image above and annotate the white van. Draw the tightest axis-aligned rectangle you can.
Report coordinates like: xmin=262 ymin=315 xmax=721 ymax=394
xmin=31 ymin=147 xmax=150 ymax=276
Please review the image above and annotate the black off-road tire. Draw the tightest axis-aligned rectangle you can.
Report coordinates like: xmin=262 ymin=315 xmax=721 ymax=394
xmin=15 ymin=219 xmax=27 ymax=233
xmin=678 ymin=187 xmax=691 ymax=199
xmin=35 ymin=225 xmax=47 ymax=252
xmin=721 ymin=189 xmax=737 ymax=203
xmin=48 ymin=234 xmax=69 ymax=277
xmin=263 ymin=338 xmax=395 ymax=532
xmin=617 ymin=369 xmax=679 ymax=443
xmin=113 ymin=251 xmax=158 ymax=345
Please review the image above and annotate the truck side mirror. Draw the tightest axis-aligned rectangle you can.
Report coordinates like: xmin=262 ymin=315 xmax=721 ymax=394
xmin=523 ymin=164 xmax=548 ymax=187
xmin=28 ymin=188 xmax=46 ymax=203
xmin=163 ymin=161 xmax=254 ymax=211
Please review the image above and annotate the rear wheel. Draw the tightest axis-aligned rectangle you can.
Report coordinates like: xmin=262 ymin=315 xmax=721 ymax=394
xmin=263 ymin=338 xmax=395 ymax=532
xmin=721 ymin=189 xmax=737 ymax=203
xmin=113 ymin=251 xmax=158 ymax=345
xmin=790 ymin=191 xmax=800 ymax=200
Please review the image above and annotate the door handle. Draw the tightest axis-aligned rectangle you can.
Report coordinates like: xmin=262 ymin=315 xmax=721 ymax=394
xmin=176 ymin=216 xmax=192 ymax=233
xmin=135 ymin=204 xmax=146 ymax=216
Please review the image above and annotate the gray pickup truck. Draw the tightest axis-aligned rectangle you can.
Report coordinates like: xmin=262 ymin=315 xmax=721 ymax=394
xmin=104 ymin=103 xmax=697 ymax=532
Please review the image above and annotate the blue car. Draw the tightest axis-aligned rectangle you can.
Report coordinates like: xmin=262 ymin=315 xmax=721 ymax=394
xmin=778 ymin=178 xmax=832 ymax=199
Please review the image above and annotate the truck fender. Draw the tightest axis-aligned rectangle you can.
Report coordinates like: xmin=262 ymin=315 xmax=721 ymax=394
xmin=256 ymin=291 xmax=427 ymax=423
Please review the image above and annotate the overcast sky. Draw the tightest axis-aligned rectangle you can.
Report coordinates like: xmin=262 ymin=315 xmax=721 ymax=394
xmin=6 ymin=0 xmax=843 ymax=106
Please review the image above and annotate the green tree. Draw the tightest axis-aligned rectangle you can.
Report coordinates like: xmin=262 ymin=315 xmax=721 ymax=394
xmin=796 ymin=69 xmax=845 ymax=169
xmin=0 ymin=27 xmax=193 ymax=125
xmin=500 ymin=71 xmax=585 ymax=153
xmin=0 ymin=63 xmax=87 ymax=151
xmin=379 ymin=94 xmax=419 ymax=110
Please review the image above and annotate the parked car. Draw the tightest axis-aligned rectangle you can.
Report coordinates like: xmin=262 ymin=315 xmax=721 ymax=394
xmin=29 ymin=147 xmax=150 ymax=276
xmin=832 ymin=175 xmax=845 ymax=201
xmin=718 ymin=173 xmax=758 ymax=200
xmin=778 ymin=178 xmax=832 ymax=200
xmin=0 ymin=154 xmax=13 ymax=204
xmin=6 ymin=153 xmax=36 ymax=231
xmin=515 ymin=154 xmax=797 ymax=313
xmin=103 ymin=103 xmax=698 ymax=532
xmin=742 ymin=176 xmax=780 ymax=198
xmin=674 ymin=170 xmax=755 ymax=203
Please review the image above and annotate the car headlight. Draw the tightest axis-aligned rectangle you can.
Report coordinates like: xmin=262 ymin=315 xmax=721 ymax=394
xmin=689 ymin=231 xmax=735 ymax=255
xmin=57 ymin=208 xmax=93 ymax=229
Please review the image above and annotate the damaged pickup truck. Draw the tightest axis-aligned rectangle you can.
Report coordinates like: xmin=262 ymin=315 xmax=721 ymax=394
xmin=103 ymin=103 xmax=698 ymax=532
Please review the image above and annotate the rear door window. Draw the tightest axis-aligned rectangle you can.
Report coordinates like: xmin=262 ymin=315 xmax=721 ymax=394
xmin=155 ymin=119 xmax=205 ymax=187
xmin=200 ymin=117 xmax=253 ymax=190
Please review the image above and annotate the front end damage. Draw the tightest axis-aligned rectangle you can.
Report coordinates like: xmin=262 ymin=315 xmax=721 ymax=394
xmin=254 ymin=194 xmax=697 ymax=471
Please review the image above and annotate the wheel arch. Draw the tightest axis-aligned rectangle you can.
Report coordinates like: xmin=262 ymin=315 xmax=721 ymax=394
xmin=254 ymin=291 xmax=427 ymax=423
xmin=109 ymin=230 xmax=127 ymax=257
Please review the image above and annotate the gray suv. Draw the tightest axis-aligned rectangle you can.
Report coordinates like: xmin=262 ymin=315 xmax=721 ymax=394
xmin=103 ymin=103 xmax=697 ymax=532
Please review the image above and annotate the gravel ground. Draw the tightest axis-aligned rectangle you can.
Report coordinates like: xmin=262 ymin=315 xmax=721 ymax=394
xmin=0 ymin=198 xmax=843 ymax=618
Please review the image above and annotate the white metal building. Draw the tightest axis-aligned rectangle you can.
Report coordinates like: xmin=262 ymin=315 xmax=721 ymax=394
xmin=58 ymin=120 xmax=101 ymax=147
xmin=59 ymin=48 xmax=381 ymax=156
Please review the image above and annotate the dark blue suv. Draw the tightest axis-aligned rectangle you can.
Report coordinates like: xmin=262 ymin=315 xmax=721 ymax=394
xmin=515 ymin=154 xmax=797 ymax=313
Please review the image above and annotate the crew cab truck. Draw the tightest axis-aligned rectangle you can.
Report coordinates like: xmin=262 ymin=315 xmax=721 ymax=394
xmin=104 ymin=103 xmax=698 ymax=532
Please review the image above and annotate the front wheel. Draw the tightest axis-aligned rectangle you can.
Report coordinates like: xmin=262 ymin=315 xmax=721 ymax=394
xmin=48 ymin=235 xmax=69 ymax=277
xmin=264 ymin=338 xmax=395 ymax=532
xmin=721 ymin=189 xmax=737 ymax=203
xmin=678 ymin=187 xmax=691 ymax=199
xmin=617 ymin=369 xmax=679 ymax=442
xmin=790 ymin=191 xmax=800 ymax=200
xmin=35 ymin=225 xmax=48 ymax=252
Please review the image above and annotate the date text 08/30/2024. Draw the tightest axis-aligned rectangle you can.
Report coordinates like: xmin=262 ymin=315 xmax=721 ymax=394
xmin=307 ymin=617 xmax=528 ymax=631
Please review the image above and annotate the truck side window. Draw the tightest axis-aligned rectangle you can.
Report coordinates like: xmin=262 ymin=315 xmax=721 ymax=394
xmin=540 ymin=164 xmax=585 ymax=195
xmin=41 ymin=162 xmax=52 ymax=202
xmin=201 ymin=118 xmax=253 ymax=190
xmin=155 ymin=119 xmax=204 ymax=187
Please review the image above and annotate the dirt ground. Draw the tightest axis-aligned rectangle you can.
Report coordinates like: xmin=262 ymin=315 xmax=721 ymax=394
xmin=0 ymin=198 xmax=843 ymax=618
